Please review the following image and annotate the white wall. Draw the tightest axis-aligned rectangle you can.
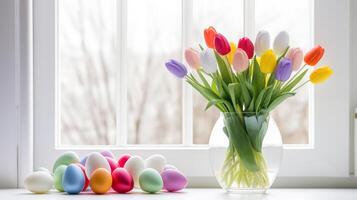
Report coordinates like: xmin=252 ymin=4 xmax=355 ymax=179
xmin=0 ymin=0 xmax=18 ymax=188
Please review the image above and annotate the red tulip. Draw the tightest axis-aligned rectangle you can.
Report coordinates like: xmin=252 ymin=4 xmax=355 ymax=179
xmin=214 ymin=33 xmax=231 ymax=56
xmin=204 ymin=26 xmax=217 ymax=49
xmin=304 ymin=45 xmax=324 ymax=66
xmin=238 ymin=37 xmax=254 ymax=59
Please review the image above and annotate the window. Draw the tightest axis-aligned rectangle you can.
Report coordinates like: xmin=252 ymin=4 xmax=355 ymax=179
xmin=58 ymin=0 xmax=311 ymax=146
xmin=34 ymin=0 xmax=350 ymax=181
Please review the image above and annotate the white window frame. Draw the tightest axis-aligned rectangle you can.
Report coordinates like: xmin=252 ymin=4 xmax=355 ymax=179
xmin=29 ymin=0 xmax=352 ymax=187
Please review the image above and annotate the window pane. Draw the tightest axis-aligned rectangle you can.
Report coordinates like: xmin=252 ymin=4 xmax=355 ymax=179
xmin=126 ymin=0 xmax=182 ymax=144
xmin=192 ymin=0 xmax=244 ymax=144
xmin=255 ymin=0 xmax=312 ymax=144
xmin=59 ymin=0 xmax=117 ymax=145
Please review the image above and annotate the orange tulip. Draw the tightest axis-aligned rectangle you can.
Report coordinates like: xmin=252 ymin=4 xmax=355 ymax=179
xmin=204 ymin=26 xmax=217 ymax=49
xmin=304 ymin=45 xmax=324 ymax=66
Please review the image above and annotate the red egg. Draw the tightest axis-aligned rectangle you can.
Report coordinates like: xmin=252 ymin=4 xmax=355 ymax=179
xmin=106 ymin=157 xmax=119 ymax=173
xmin=118 ymin=154 xmax=131 ymax=168
xmin=75 ymin=163 xmax=89 ymax=191
xmin=112 ymin=168 xmax=134 ymax=193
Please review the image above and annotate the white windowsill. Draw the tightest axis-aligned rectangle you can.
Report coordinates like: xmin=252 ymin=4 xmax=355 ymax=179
xmin=1 ymin=188 xmax=357 ymax=200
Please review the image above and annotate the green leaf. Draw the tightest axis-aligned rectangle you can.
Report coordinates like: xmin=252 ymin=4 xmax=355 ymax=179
xmin=252 ymin=56 xmax=265 ymax=95
xmin=214 ymin=51 xmax=232 ymax=84
xmin=281 ymin=69 xmax=308 ymax=93
xmin=262 ymin=86 xmax=274 ymax=108
xmin=205 ymin=99 xmax=226 ymax=111
xmin=228 ymin=83 xmax=243 ymax=120
xmin=223 ymin=113 xmax=259 ymax=171
xmin=255 ymin=86 xmax=271 ymax=112
xmin=197 ymin=70 xmax=210 ymax=88
xmin=238 ymin=75 xmax=251 ymax=108
xmin=244 ymin=114 xmax=269 ymax=152
xmin=266 ymin=92 xmax=295 ymax=112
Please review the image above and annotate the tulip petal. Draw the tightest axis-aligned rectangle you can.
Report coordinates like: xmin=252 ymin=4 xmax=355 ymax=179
xmin=165 ymin=59 xmax=188 ymax=78
xmin=273 ymin=31 xmax=289 ymax=55
xmin=255 ymin=31 xmax=270 ymax=56
xmin=232 ymin=48 xmax=249 ymax=73
xmin=200 ymin=49 xmax=217 ymax=73
xmin=310 ymin=66 xmax=333 ymax=84
xmin=185 ymin=48 xmax=201 ymax=70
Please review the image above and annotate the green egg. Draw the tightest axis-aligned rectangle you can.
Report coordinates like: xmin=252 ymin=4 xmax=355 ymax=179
xmin=139 ymin=168 xmax=163 ymax=193
xmin=52 ymin=151 xmax=79 ymax=172
xmin=54 ymin=165 xmax=67 ymax=192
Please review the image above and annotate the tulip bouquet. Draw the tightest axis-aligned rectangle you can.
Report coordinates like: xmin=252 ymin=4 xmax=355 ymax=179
xmin=165 ymin=26 xmax=332 ymax=189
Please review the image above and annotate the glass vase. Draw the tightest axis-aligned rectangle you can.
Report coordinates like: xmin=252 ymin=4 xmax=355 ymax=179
xmin=209 ymin=112 xmax=283 ymax=193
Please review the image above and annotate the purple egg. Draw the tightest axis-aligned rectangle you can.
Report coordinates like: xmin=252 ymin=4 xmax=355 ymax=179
xmin=80 ymin=156 xmax=88 ymax=166
xmin=161 ymin=169 xmax=187 ymax=192
xmin=100 ymin=150 xmax=115 ymax=159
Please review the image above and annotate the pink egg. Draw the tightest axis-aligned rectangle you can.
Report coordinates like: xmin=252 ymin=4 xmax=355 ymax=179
xmin=75 ymin=163 xmax=89 ymax=191
xmin=106 ymin=157 xmax=118 ymax=173
xmin=112 ymin=168 xmax=134 ymax=193
xmin=118 ymin=154 xmax=131 ymax=168
xmin=161 ymin=169 xmax=188 ymax=192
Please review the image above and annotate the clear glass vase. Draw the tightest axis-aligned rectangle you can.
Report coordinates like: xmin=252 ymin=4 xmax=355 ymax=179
xmin=209 ymin=112 xmax=283 ymax=193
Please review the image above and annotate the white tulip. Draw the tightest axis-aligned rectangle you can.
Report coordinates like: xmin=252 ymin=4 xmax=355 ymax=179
xmin=273 ymin=31 xmax=289 ymax=55
xmin=255 ymin=31 xmax=270 ymax=56
xmin=200 ymin=49 xmax=217 ymax=73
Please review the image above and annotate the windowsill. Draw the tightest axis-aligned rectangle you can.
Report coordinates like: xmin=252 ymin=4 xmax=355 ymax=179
xmin=2 ymin=188 xmax=357 ymax=200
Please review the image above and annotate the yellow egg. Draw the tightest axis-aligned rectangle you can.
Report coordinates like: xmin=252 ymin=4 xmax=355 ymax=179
xmin=90 ymin=168 xmax=112 ymax=194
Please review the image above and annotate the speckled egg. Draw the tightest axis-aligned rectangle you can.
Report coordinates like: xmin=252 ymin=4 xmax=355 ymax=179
xmin=53 ymin=151 xmax=80 ymax=172
xmin=145 ymin=154 xmax=167 ymax=173
xmin=106 ymin=157 xmax=118 ymax=173
xmin=24 ymin=171 xmax=54 ymax=194
xmin=75 ymin=163 xmax=89 ymax=191
xmin=139 ymin=168 xmax=163 ymax=193
xmin=118 ymin=154 xmax=131 ymax=168
xmin=112 ymin=168 xmax=134 ymax=193
xmin=85 ymin=152 xmax=111 ymax=178
xmin=100 ymin=150 xmax=115 ymax=159
xmin=62 ymin=164 xmax=85 ymax=194
xmin=54 ymin=165 xmax=67 ymax=192
xmin=90 ymin=168 xmax=112 ymax=194
xmin=124 ymin=156 xmax=144 ymax=188
xmin=161 ymin=169 xmax=187 ymax=192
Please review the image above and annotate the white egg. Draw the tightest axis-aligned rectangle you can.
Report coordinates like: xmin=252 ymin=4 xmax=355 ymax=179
xmin=124 ymin=156 xmax=144 ymax=188
xmin=145 ymin=154 xmax=167 ymax=173
xmin=163 ymin=164 xmax=177 ymax=171
xmin=85 ymin=152 xmax=111 ymax=178
xmin=24 ymin=171 xmax=54 ymax=194
xmin=36 ymin=167 xmax=51 ymax=174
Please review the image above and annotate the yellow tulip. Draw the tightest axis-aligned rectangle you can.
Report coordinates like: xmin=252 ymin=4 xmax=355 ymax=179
xmin=259 ymin=49 xmax=277 ymax=73
xmin=310 ymin=66 xmax=333 ymax=84
xmin=227 ymin=42 xmax=237 ymax=64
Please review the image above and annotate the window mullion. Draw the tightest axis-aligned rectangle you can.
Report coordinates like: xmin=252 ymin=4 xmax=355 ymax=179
xmin=182 ymin=0 xmax=193 ymax=146
xmin=243 ymin=0 xmax=255 ymax=38
xmin=117 ymin=0 xmax=128 ymax=146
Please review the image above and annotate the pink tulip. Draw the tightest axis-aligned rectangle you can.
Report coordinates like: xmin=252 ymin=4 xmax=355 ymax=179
xmin=285 ymin=47 xmax=303 ymax=71
xmin=232 ymin=48 xmax=249 ymax=73
xmin=184 ymin=48 xmax=201 ymax=69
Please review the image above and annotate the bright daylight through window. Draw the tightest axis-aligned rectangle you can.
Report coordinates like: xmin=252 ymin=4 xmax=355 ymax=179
xmin=59 ymin=0 xmax=311 ymax=146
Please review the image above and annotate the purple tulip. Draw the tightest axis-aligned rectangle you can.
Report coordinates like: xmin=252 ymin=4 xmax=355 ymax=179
xmin=275 ymin=58 xmax=292 ymax=82
xmin=165 ymin=59 xmax=188 ymax=78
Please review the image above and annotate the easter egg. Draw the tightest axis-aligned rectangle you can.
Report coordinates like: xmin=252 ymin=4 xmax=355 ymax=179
xmin=124 ymin=156 xmax=144 ymax=188
xmin=36 ymin=167 xmax=51 ymax=174
xmin=100 ymin=150 xmax=115 ymax=159
xmin=85 ymin=152 xmax=111 ymax=178
xmin=54 ymin=165 xmax=67 ymax=192
xmin=161 ymin=169 xmax=188 ymax=192
xmin=139 ymin=168 xmax=163 ymax=193
xmin=112 ymin=168 xmax=134 ymax=193
xmin=53 ymin=151 xmax=80 ymax=172
xmin=62 ymin=164 xmax=85 ymax=194
xmin=145 ymin=154 xmax=167 ymax=173
xmin=24 ymin=171 xmax=54 ymax=194
xmin=90 ymin=168 xmax=112 ymax=194
xmin=75 ymin=163 xmax=89 ymax=191
xmin=118 ymin=154 xmax=131 ymax=167
xmin=80 ymin=155 xmax=88 ymax=166
xmin=106 ymin=157 xmax=118 ymax=173
xmin=163 ymin=164 xmax=177 ymax=171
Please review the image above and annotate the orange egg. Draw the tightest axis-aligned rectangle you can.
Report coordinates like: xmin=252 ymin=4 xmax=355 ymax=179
xmin=90 ymin=168 xmax=112 ymax=194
